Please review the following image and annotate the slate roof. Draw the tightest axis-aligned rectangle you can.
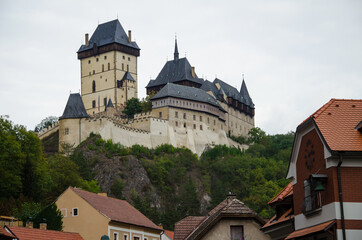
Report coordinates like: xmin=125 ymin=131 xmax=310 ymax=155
xmin=122 ymin=71 xmax=135 ymax=82
xmin=213 ymin=78 xmax=254 ymax=108
xmin=71 ymin=187 xmax=162 ymax=231
xmin=151 ymin=83 xmax=226 ymax=112
xmin=106 ymin=98 xmax=114 ymax=108
xmin=146 ymin=58 xmax=204 ymax=88
xmin=59 ymin=93 xmax=89 ymax=120
xmin=4 ymin=226 xmax=84 ymax=240
xmin=299 ymin=99 xmax=362 ymax=152
xmin=174 ymin=197 xmax=264 ymax=240
xmin=285 ymin=220 xmax=335 ymax=240
xmin=78 ymin=19 xmax=139 ymax=53
xmin=200 ymin=80 xmax=219 ymax=98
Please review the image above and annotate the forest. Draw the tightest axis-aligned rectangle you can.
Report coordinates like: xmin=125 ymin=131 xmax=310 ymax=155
xmin=0 ymin=116 xmax=294 ymax=230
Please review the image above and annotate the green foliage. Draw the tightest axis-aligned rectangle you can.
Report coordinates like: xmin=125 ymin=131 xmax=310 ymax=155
xmin=13 ymin=202 xmax=42 ymax=224
xmin=248 ymin=127 xmax=267 ymax=144
xmin=111 ymin=178 xmax=124 ymax=199
xmin=122 ymin=98 xmax=142 ymax=118
xmin=131 ymin=144 xmax=151 ymax=158
xmin=34 ymin=203 xmax=63 ymax=231
xmin=140 ymin=94 xmax=153 ymax=113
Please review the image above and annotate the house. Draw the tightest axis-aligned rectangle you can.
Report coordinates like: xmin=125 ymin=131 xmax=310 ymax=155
xmin=261 ymin=182 xmax=294 ymax=240
xmin=174 ymin=194 xmax=270 ymax=240
xmin=56 ymin=187 xmax=162 ymax=240
xmin=284 ymin=99 xmax=362 ymax=239
xmin=161 ymin=229 xmax=174 ymax=240
xmin=0 ymin=225 xmax=84 ymax=240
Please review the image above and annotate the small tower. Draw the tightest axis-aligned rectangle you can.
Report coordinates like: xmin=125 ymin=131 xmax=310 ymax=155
xmin=77 ymin=20 xmax=140 ymax=115
xmin=174 ymin=38 xmax=179 ymax=62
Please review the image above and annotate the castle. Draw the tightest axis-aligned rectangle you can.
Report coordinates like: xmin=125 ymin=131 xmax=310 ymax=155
xmin=39 ymin=19 xmax=255 ymax=156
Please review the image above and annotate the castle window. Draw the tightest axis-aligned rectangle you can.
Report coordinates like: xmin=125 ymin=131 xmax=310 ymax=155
xmin=92 ymin=81 xmax=96 ymax=93
xmin=123 ymin=55 xmax=125 ymax=60
xmin=108 ymin=63 xmax=110 ymax=70
xmin=102 ymin=64 xmax=104 ymax=72
xmin=96 ymin=58 xmax=99 ymax=62
xmin=214 ymin=120 xmax=216 ymax=125
xmin=200 ymin=116 xmax=202 ymax=122
xmin=88 ymin=60 xmax=91 ymax=64
xmin=127 ymin=65 xmax=129 ymax=71
xmin=104 ymin=98 xmax=107 ymax=106
xmin=176 ymin=121 xmax=178 ymax=127
xmin=159 ymin=112 xmax=162 ymax=118
xmin=128 ymin=57 xmax=130 ymax=61
xmin=183 ymin=113 xmax=186 ymax=119
xmin=65 ymin=128 xmax=69 ymax=135
xmin=92 ymin=100 xmax=96 ymax=108
xmin=193 ymin=115 xmax=196 ymax=120
xmin=207 ymin=118 xmax=210 ymax=124
xmin=122 ymin=63 xmax=124 ymax=71
xmin=93 ymin=70 xmax=95 ymax=74
xmin=200 ymin=125 xmax=203 ymax=130
xmin=184 ymin=123 xmax=186 ymax=128
xmin=104 ymin=56 xmax=107 ymax=60
xmin=193 ymin=124 xmax=196 ymax=129
xmin=175 ymin=112 xmax=178 ymax=118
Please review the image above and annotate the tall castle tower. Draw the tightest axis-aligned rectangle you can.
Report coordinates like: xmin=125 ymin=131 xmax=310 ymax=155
xmin=77 ymin=20 xmax=140 ymax=115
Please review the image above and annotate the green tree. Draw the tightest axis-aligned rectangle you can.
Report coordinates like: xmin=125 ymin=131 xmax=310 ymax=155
xmin=13 ymin=202 xmax=42 ymax=225
xmin=248 ymin=127 xmax=267 ymax=144
xmin=34 ymin=203 xmax=63 ymax=231
xmin=122 ymin=98 xmax=142 ymax=118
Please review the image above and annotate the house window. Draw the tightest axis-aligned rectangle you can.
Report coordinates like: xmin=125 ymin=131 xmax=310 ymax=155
xmin=72 ymin=208 xmax=78 ymax=216
xmin=200 ymin=116 xmax=202 ymax=122
xmin=92 ymin=81 xmax=96 ymax=93
xmin=159 ymin=112 xmax=162 ymax=118
xmin=175 ymin=112 xmax=178 ymax=118
xmin=92 ymin=100 xmax=96 ymax=108
xmin=113 ymin=232 xmax=118 ymax=240
xmin=65 ymin=128 xmax=69 ymax=135
xmin=60 ymin=208 xmax=67 ymax=217
xmin=303 ymin=179 xmax=321 ymax=214
xmin=134 ymin=237 xmax=140 ymax=240
xmin=123 ymin=234 xmax=128 ymax=240
xmin=104 ymin=56 xmax=107 ymax=60
xmin=183 ymin=113 xmax=186 ymax=119
xmin=230 ymin=225 xmax=243 ymax=240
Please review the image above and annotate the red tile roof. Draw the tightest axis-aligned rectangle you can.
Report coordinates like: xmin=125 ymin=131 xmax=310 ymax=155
xmin=71 ymin=187 xmax=162 ymax=231
xmin=174 ymin=216 xmax=205 ymax=240
xmin=164 ymin=229 xmax=174 ymax=240
xmin=0 ymin=227 xmax=15 ymax=239
xmin=261 ymin=208 xmax=294 ymax=229
xmin=300 ymin=99 xmax=362 ymax=152
xmin=5 ymin=226 xmax=84 ymax=240
xmin=285 ymin=220 xmax=335 ymax=239
xmin=268 ymin=182 xmax=293 ymax=205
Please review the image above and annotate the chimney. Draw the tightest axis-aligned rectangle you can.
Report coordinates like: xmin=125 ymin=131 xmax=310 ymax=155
xmin=39 ymin=223 xmax=47 ymax=230
xmin=191 ymin=67 xmax=195 ymax=78
xmin=128 ymin=30 xmax=132 ymax=43
xmin=97 ymin=192 xmax=107 ymax=197
xmin=85 ymin=33 xmax=89 ymax=46
xmin=226 ymin=191 xmax=236 ymax=204
xmin=158 ymin=223 xmax=163 ymax=229
xmin=26 ymin=221 xmax=33 ymax=229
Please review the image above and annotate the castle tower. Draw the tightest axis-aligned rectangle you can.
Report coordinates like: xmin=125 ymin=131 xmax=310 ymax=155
xmin=77 ymin=20 xmax=140 ymax=115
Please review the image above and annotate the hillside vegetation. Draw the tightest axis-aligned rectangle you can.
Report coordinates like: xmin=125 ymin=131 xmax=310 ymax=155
xmin=0 ymin=117 xmax=294 ymax=230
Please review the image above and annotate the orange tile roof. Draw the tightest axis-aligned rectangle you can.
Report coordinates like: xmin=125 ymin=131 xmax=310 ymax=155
xmin=5 ymin=226 xmax=84 ymax=240
xmin=261 ymin=208 xmax=294 ymax=229
xmin=164 ymin=229 xmax=174 ymax=240
xmin=0 ymin=227 xmax=15 ymax=239
xmin=71 ymin=187 xmax=162 ymax=231
xmin=174 ymin=216 xmax=206 ymax=240
xmin=285 ymin=220 xmax=335 ymax=239
xmin=300 ymin=99 xmax=362 ymax=152
xmin=268 ymin=182 xmax=293 ymax=205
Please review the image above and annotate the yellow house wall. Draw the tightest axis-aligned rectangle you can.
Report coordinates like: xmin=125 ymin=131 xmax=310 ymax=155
xmin=56 ymin=188 xmax=109 ymax=240
xmin=200 ymin=219 xmax=270 ymax=240
xmin=108 ymin=222 xmax=161 ymax=240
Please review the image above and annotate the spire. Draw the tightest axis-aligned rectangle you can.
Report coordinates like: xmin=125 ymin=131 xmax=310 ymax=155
xmin=174 ymin=37 xmax=179 ymax=61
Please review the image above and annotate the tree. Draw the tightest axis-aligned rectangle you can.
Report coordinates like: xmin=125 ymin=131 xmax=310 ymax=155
xmin=248 ymin=127 xmax=267 ymax=144
xmin=34 ymin=203 xmax=63 ymax=231
xmin=122 ymin=98 xmax=142 ymax=118
xmin=35 ymin=116 xmax=58 ymax=131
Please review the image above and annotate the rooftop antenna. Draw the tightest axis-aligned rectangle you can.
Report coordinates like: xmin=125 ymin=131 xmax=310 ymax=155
xmin=117 ymin=13 xmax=118 ymax=19
xmin=242 ymin=73 xmax=245 ymax=81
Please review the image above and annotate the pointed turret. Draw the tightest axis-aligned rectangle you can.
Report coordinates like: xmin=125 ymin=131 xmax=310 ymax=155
xmin=174 ymin=38 xmax=179 ymax=61
xmin=240 ymin=79 xmax=254 ymax=107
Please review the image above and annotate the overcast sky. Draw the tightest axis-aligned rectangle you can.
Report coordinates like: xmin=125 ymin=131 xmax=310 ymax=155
xmin=0 ymin=0 xmax=361 ymax=134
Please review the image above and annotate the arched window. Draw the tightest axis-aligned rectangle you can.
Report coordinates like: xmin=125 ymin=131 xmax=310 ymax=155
xmin=92 ymin=80 xmax=96 ymax=93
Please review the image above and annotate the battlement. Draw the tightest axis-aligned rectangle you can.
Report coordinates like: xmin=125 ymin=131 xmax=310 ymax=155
xmin=38 ymin=121 xmax=59 ymax=139
xmin=134 ymin=111 xmax=152 ymax=120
